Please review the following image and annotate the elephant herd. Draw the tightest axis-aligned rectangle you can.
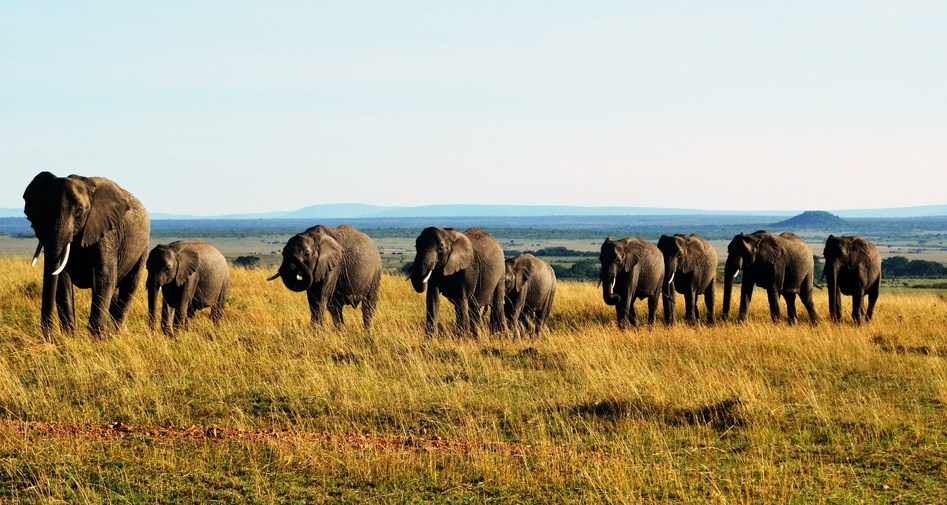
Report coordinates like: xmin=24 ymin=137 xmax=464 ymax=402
xmin=22 ymin=172 xmax=883 ymax=340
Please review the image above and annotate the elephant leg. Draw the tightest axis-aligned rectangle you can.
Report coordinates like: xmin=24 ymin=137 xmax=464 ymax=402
xmin=684 ymin=291 xmax=696 ymax=325
xmin=89 ymin=273 xmax=118 ymax=338
xmin=766 ymin=287 xmax=781 ymax=323
xmin=361 ymin=290 xmax=378 ymax=333
xmin=306 ymin=287 xmax=328 ymax=327
xmin=784 ymin=292 xmax=798 ymax=326
xmin=55 ymin=272 xmax=76 ymax=335
xmin=468 ymin=299 xmax=483 ymax=338
xmin=627 ymin=298 xmax=638 ymax=328
xmin=851 ymin=290 xmax=865 ymax=325
xmin=866 ymin=278 xmax=880 ymax=322
xmin=110 ymin=256 xmax=145 ymax=331
xmin=738 ymin=282 xmax=754 ymax=322
xmin=210 ymin=283 xmax=228 ymax=326
xmin=328 ymin=298 xmax=345 ymax=329
xmin=161 ymin=301 xmax=174 ymax=336
xmin=704 ymin=281 xmax=716 ymax=325
xmin=799 ymin=283 xmax=819 ymax=326
xmin=663 ymin=293 xmax=674 ymax=326
xmin=647 ymin=294 xmax=658 ymax=326
xmin=454 ymin=301 xmax=467 ymax=336
xmin=490 ymin=281 xmax=506 ymax=335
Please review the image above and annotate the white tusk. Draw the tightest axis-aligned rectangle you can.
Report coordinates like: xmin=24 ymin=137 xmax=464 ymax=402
xmin=610 ymin=277 xmax=616 ymax=291
xmin=31 ymin=242 xmax=43 ymax=267
xmin=668 ymin=272 xmax=675 ymax=286
xmin=422 ymin=269 xmax=433 ymax=284
xmin=266 ymin=272 xmax=281 ymax=281
xmin=732 ymin=270 xmax=740 ymax=279
xmin=296 ymin=274 xmax=303 ymax=281
xmin=51 ymin=243 xmax=70 ymax=276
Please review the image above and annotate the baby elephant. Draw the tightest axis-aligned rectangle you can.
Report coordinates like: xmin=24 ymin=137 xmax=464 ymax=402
xmin=146 ymin=240 xmax=230 ymax=335
xmin=504 ymin=254 xmax=556 ymax=337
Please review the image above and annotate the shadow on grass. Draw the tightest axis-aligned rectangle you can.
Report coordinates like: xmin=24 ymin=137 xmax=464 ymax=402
xmin=872 ymin=335 xmax=947 ymax=357
xmin=570 ymin=397 xmax=746 ymax=432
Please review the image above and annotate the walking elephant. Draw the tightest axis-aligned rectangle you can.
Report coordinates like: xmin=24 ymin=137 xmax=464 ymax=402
xmin=267 ymin=225 xmax=381 ymax=331
xmin=504 ymin=253 xmax=556 ymax=337
xmin=146 ymin=240 xmax=230 ymax=335
xmin=410 ymin=227 xmax=506 ymax=337
xmin=23 ymin=172 xmax=150 ymax=338
xmin=823 ymin=235 xmax=881 ymax=324
xmin=657 ymin=234 xmax=717 ymax=326
xmin=599 ymin=237 xmax=664 ymax=329
xmin=722 ymin=230 xmax=819 ymax=325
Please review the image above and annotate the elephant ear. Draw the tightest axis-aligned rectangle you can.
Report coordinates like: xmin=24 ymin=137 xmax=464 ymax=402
xmin=80 ymin=178 xmax=132 ymax=247
xmin=175 ymin=249 xmax=200 ymax=286
xmin=675 ymin=235 xmax=691 ymax=272
xmin=313 ymin=233 xmax=343 ymax=283
xmin=443 ymin=232 xmax=473 ymax=276
xmin=23 ymin=172 xmax=58 ymax=231
xmin=621 ymin=242 xmax=638 ymax=273
xmin=513 ymin=259 xmax=531 ymax=293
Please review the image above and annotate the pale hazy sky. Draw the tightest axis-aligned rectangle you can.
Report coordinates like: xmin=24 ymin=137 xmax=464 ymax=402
xmin=2 ymin=1 xmax=945 ymax=216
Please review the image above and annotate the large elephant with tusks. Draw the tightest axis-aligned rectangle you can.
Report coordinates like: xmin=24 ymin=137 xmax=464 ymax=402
xmin=23 ymin=172 xmax=150 ymax=338
xmin=410 ymin=227 xmax=507 ymax=337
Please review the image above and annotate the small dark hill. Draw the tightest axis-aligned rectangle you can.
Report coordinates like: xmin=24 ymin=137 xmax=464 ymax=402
xmin=772 ymin=211 xmax=848 ymax=229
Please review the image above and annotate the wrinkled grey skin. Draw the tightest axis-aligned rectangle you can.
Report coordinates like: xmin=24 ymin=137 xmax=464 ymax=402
xmin=657 ymin=234 xmax=718 ymax=326
xmin=23 ymin=172 xmax=150 ymax=338
xmin=599 ymin=237 xmax=665 ymax=329
xmin=268 ymin=225 xmax=381 ymax=331
xmin=410 ymin=227 xmax=507 ymax=337
xmin=146 ymin=240 xmax=230 ymax=335
xmin=823 ymin=235 xmax=881 ymax=324
xmin=723 ymin=230 xmax=819 ymax=325
xmin=504 ymin=253 xmax=556 ymax=338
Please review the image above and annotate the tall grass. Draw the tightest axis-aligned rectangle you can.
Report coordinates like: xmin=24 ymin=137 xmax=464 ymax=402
xmin=0 ymin=257 xmax=945 ymax=502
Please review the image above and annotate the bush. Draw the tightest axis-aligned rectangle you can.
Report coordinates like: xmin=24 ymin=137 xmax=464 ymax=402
xmin=233 ymin=256 xmax=261 ymax=269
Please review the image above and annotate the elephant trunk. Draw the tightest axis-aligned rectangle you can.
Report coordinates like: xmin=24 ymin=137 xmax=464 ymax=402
xmin=826 ymin=260 xmax=841 ymax=322
xmin=601 ymin=270 xmax=619 ymax=306
xmin=410 ymin=252 xmax=437 ymax=293
xmin=722 ymin=255 xmax=742 ymax=321
xmin=39 ymin=222 xmax=74 ymax=336
xmin=279 ymin=255 xmax=313 ymax=292
xmin=147 ymin=274 xmax=159 ymax=331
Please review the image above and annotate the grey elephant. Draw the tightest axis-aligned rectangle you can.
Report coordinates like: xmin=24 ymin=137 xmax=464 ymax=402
xmin=146 ymin=240 xmax=230 ymax=335
xmin=504 ymin=253 xmax=556 ymax=337
xmin=657 ymin=234 xmax=718 ymax=326
xmin=267 ymin=225 xmax=381 ymax=331
xmin=410 ymin=227 xmax=507 ymax=337
xmin=823 ymin=235 xmax=881 ymax=324
xmin=722 ymin=230 xmax=819 ymax=325
xmin=599 ymin=237 xmax=665 ymax=329
xmin=23 ymin=172 xmax=150 ymax=338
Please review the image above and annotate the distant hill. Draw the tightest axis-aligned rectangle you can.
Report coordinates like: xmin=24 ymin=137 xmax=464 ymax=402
xmin=772 ymin=211 xmax=849 ymax=229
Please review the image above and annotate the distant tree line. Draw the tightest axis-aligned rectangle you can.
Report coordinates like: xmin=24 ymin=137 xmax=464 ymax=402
xmin=506 ymin=247 xmax=598 ymax=258
xmin=881 ymin=256 xmax=947 ymax=278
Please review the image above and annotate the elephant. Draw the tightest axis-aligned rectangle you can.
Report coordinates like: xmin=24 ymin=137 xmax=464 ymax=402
xmin=599 ymin=237 xmax=664 ymax=329
xmin=503 ymin=253 xmax=556 ymax=337
xmin=410 ymin=227 xmax=507 ymax=337
xmin=23 ymin=172 xmax=150 ymax=338
xmin=267 ymin=225 xmax=381 ymax=331
xmin=823 ymin=235 xmax=881 ymax=324
xmin=722 ymin=230 xmax=819 ymax=325
xmin=657 ymin=234 xmax=718 ymax=326
xmin=146 ymin=240 xmax=230 ymax=335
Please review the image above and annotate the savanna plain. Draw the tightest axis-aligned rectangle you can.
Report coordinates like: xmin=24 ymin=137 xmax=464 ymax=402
xmin=0 ymin=256 xmax=945 ymax=503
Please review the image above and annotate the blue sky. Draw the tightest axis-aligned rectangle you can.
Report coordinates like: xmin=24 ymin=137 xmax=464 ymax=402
xmin=2 ymin=1 xmax=945 ymax=216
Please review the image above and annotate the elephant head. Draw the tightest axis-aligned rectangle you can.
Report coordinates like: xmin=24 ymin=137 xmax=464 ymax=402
xmin=267 ymin=227 xmax=342 ymax=292
xmin=146 ymin=245 xmax=199 ymax=330
xmin=722 ymin=231 xmax=762 ymax=319
xmin=599 ymin=237 xmax=633 ymax=306
xmin=504 ymin=256 xmax=530 ymax=296
xmin=657 ymin=234 xmax=689 ymax=296
xmin=410 ymin=227 xmax=473 ymax=293
xmin=23 ymin=172 xmax=134 ymax=330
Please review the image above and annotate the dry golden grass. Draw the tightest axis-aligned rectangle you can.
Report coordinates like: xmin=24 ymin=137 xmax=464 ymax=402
xmin=0 ymin=257 xmax=945 ymax=502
